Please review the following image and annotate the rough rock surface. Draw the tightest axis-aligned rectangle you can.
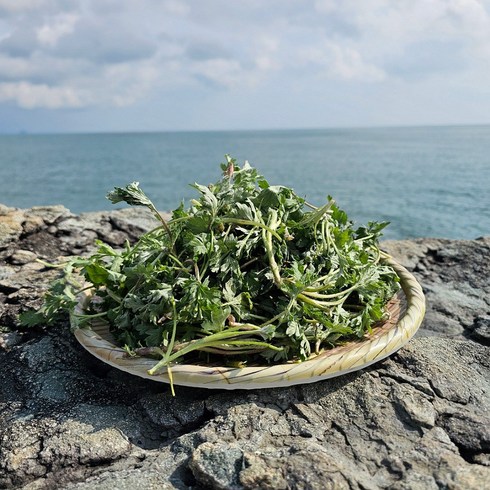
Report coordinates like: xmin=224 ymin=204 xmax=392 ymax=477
xmin=0 ymin=204 xmax=489 ymax=490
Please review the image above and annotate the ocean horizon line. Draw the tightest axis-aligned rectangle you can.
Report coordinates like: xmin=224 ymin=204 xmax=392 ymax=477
xmin=1 ymin=122 xmax=490 ymax=138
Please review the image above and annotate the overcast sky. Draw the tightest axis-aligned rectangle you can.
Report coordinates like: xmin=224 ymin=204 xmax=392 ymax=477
xmin=0 ymin=0 xmax=489 ymax=133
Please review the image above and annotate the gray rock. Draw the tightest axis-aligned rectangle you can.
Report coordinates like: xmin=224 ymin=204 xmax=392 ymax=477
xmin=190 ymin=442 xmax=244 ymax=490
xmin=0 ymin=204 xmax=489 ymax=489
xmin=9 ymin=249 xmax=37 ymax=265
xmin=28 ymin=205 xmax=73 ymax=225
xmin=0 ymin=331 xmax=23 ymax=351
xmin=439 ymin=412 xmax=490 ymax=453
xmin=239 ymin=444 xmax=353 ymax=490
xmin=107 ymin=208 xmax=163 ymax=242
xmin=468 ymin=315 xmax=490 ymax=344
xmin=383 ymin=237 xmax=490 ymax=340
xmin=39 ymin=421 xmax=132 ymax=467
xmin=64 ymin=467 xmax=178 ymax=490
xmin=0 ymin=206 xmax=24 ymax=249
xmin=391 ymin=383 xmax=436 ymax=428
xmin=139 ymin=392 xmax=206 ymax=432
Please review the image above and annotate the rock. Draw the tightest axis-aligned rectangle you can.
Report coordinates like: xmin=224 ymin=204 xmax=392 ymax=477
xmin=39 ymin=422 xmax=132 ymax=467
xmin=239 ymin=444 xmax=353 ymax=490
xmin=27 ymin=205 xmax=73 ymax=225
xmin=22 ymin=215 xmax=45 ymax=234
xmin=382 ymin=237 xmax=490 ymax=340
xmin=189 ymin=442 xmax=244 ymax=490
xmin=17 ymin=230 xmax=64 ymax=260
xmin=467 ymin=315 xmax=490 ymax=344
xmin=108 ymin=208 xmax=164 ymax=240
xmin=0 ymin=206 xmax=24 ymax=249
xmin=9 ymin=250 xmax=37 ymax=265
xmin=391 ymin=383 xmax=436 ymax=428
xmin=0 ymin=331 xmax=23 ymax=351
xmin=439 ymin=412 xmax=490 ymax=454
xmin=139 ymin=392 xmax=207 ymax=432
xmin=0 ymin=204 xmax=489 ymax=489
xmin=64 ymin=466 xmax=178 ymax=490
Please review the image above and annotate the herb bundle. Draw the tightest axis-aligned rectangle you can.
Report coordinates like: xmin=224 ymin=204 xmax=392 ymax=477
xmin=23 ymin=157 xmax=400 ymax=377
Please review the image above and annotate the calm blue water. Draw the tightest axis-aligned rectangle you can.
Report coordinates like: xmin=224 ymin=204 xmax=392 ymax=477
xmin=0 ymin=126 xmax=489 ymax=240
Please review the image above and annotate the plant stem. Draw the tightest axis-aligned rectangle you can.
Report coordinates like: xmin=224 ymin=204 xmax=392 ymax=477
xmin=147 ymin=328 xmax=274 ymax=375
xmin=221 ymin=218 xmax=282 ymax=241
xmin=263 ymin=227 xmax=282 ymax=288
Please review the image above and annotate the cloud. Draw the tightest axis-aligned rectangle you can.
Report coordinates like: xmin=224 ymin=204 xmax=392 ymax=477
xmin=189 ymin=58 xmax=247 ymax=88
xmin=312 ymin=0 xmax=490 ymax=73
xmin=386 ymin=39 xmax=467 ymax=80
xmin=0 ymin=0 xmax=48 ymax=14
xmin=0 ymin=3 xmax=163 ymax=108
xmin=185 ymin=41 xmax=232 ymax=62
xmin=36 ymin=12 xmax=78 ymax=47
xmin=97 ymin=61 xmax=160 ymax=107
xmin=0 ymin=81 xmax=86 ymax=108
xmin=0 ymin=25 xmax=38 ymax=57
xmin=0 ymin=15 xmax=157 ymax=64
xmin=0 ymin=0 xmax=489 ymax=128
xmin=297 ymin=41 xmax=385 ymax=82
xmin=160 ymin=0 xmax=190 ymax=16
xmin=0 ymin=53 xmax=93 ymax=84
xmin=53 ymin=19 xmax=157 ymax=64
xmin=182 ymin=33 xmax=280 ymax=88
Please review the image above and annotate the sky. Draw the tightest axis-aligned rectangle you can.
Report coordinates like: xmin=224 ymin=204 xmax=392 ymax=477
xmin=0 ymin=0 xmax=489 ymax=133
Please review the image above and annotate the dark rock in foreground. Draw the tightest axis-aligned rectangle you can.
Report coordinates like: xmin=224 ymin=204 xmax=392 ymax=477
xmin=0 ymin=204 xmax=489 ymax=489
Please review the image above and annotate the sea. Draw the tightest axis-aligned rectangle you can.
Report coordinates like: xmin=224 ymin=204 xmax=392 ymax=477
xmin=0 ymin=125 xmax=489 ymax=241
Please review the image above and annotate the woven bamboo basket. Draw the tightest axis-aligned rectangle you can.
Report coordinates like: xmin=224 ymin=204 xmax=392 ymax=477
xmin=73 ymin=256 xmax=425 ymax=390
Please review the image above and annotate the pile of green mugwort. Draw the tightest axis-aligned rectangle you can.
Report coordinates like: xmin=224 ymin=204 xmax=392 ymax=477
xmin=23 ymin=157 xmax=400 ymax=377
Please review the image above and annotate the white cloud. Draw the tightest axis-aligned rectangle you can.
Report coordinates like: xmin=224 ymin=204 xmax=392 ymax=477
xmin=189 ymin=58 xmax=247 ymax=88
xmin=0 ymin=53 xmax=92 ymax=83
xmin=0 ymin=54 xmax=163 ymax=108
xmin=298 ymin=42 xmax=385 ymax=82
xmin=252 ymin=35 xmax=281 ymax=72
xmin=329 ymin=45 xmax=385 ymax=81
xmin=313 ymin=0 xmax=490 ymax=53
xmin=184 ymin=33 xmax=281 ymax=89
xmin=161 ymin=0 xmax=190 ymax=16
xmin=37 ymin=13 xmax=78 ymax=47
xmin=0 ymin=81 xmax=86 ymax=108
xmin=0 ymin=0 xmax=48 ymax=13
xmin=98 ymin=62 xmax=160 ymax=106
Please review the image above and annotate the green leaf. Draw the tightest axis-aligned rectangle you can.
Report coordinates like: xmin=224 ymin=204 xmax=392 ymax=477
xmin=202 ymin=306 xmax=231 ymax=333
xmin=189 ymin=234 xmax=208 ymax=256
xmin=19 ymin=309 xmax=48 ymax=327
xmin=191 ymin=183 xmax=218 ymax=214
xmin=186 ymin=216 xmax=209 ymax=234
xmin=107 ymin=182 xmax=153 ymax=208
xmin=84 ymin=263 xmax=109 ymax=285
